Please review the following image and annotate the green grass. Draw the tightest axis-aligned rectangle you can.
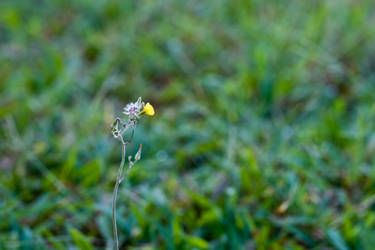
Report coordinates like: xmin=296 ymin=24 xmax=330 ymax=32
xmin=1 ymin=0 xmax=375 ymax=249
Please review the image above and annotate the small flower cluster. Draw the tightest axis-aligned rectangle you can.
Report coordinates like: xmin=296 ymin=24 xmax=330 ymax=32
xmin=112 ymin=97 xmax=154 ymax=141
xmin=123 ymin=97 xmax=155 ymax=118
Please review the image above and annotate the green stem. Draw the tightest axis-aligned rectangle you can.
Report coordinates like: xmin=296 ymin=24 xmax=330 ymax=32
xmin=112 ymin=139 xmax=126 ymax=250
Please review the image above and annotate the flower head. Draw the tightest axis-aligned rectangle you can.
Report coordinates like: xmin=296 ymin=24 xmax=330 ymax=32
xmin=123 ymin=97 xmax=144 ymax=118
xmin=123 ymin=103 xmax=141 ymax=116
xmin=113 ymin=97 xmax=154 ymax=143
xmin=143 ymin=102 xmax=155 ymax=116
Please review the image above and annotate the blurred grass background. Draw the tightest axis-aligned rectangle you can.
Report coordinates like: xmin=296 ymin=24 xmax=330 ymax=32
xmin=1 ymin=0 xmax=375 ymax=249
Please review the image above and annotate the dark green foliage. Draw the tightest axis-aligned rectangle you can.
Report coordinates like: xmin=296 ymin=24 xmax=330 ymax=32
xmin=1 ymin=0 xmax=375 ymax=249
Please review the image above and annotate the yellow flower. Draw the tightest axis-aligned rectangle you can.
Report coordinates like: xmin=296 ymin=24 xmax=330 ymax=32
xmin=143 ymin=102 xmax=155 ymax=116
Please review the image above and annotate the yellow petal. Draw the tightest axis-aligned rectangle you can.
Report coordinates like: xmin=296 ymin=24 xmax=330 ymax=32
xmin=143 ymin=102 xmax=155 ymax=116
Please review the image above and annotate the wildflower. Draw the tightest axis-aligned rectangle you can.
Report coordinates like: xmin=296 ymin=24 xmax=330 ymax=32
xmin=111 ymin=97 xmax=154 ymax=250
xmin=143 ymin=102 xmax=155 ymax=116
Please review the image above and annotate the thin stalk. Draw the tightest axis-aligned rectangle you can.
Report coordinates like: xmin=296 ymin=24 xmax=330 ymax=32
xmin=112 ymin=139 xmax=126 ymax=250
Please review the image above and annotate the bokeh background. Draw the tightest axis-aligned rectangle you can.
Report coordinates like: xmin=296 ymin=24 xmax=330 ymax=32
xmin=1 ymin=0 xmax=375 ymax=249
